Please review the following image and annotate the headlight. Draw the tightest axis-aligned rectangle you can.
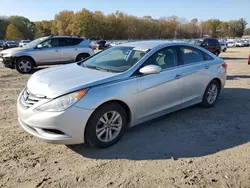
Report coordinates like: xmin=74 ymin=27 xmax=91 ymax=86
xmin=35 ymin=89 xmax=88 ymax=112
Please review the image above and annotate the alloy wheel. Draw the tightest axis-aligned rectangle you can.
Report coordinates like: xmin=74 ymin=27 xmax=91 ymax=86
xmin=18 ymin=60 xmax=32 ymax=73
xmin=96 ymin=111 xmax=122 ymax=142
xmin=207 ymin=84 xmax=218 ymax=104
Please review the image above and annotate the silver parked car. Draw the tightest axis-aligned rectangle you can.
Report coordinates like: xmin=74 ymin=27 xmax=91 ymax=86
xmin=17 ymin=41 xmax=227 ymax=148
xmin=18 ymin=40 xmax=31 ymax=47
xmin=0 ymin=36 xmax=94 ymax=74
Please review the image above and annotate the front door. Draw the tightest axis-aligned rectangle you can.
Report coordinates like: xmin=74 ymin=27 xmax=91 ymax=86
xmin=137 ymin=47 xmax=183 ymax=120
xmin=34 ymin=38 xmax=61 ymax=65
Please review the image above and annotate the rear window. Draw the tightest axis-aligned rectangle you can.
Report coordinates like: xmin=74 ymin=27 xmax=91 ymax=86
xmin=202 ymin=52 xmax=214 ymax=61
xmin=208 ymin=39 xmax=220 ymax=46
xmin=180 ymin=46 xmax=204 ymax=65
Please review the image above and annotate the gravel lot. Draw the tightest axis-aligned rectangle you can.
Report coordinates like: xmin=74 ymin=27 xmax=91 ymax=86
xmin=0 ymin=48 xmax=250 ymax=188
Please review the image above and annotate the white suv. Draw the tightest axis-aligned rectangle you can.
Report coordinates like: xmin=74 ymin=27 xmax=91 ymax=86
xmin=219 ymin=41 xmax=227 ymax=52
xmin=0 ymin=36 xmax=94 ymax=73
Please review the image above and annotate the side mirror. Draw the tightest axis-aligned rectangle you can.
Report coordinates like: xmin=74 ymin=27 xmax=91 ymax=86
xmin=139 ymin=65 xmax=161 ymax=75
xmin=37 ymin=44 xmax=42 ymax=49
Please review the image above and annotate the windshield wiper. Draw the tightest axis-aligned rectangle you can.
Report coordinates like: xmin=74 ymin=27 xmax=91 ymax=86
xmin=84 ymin=65 xmax=106 ymax=71
xmin=84 ymin=65 xmax=119 ymax=73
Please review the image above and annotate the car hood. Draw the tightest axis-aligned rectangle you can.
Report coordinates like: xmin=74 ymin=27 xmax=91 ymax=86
xmin=27 ymin=63 xmax=121 ymax=98
xmin=1 ymin=47 xmax=31 ymax=55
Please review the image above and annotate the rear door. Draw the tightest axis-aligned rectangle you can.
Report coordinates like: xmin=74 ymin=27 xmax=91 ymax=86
xmin=137 ymin=47 xmax=183 ymax=120
xmin=59 ymin=38 xmax=84 ymax=63
xmin=178 ymin=46 xmax=213 ymax=104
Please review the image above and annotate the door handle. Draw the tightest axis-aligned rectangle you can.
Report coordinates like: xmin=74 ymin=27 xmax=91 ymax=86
xmin=205 ymin=65 xmax=210 ymax=69
xmin=55 ymin=49 xmax=59 ymax=52
xmin=175 ymin=74 xmax=182 ymax=79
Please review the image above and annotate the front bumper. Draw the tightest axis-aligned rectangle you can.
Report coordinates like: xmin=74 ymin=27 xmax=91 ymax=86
xmin=0 ymin=56 xmax=15 ymax=68
xmin=17 ymin=91 xmax=94 ymax=145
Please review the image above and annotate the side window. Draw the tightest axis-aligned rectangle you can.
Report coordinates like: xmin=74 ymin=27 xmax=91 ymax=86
xmin=59 ymin=38 xmax=83 ymax=47
xmin=40 ymin=38 xmax=59 ymax=48
xmin=180 ymin=46 xmax=204 ymax=65
xmin=214 ymin=39 xmax=220 ymax=46
xmin=144 ymin=47 xmax=178 ymax=69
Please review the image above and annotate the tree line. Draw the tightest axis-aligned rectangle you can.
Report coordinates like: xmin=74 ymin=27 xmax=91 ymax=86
xmin=0 ymin=9 xmax=249 ymax=40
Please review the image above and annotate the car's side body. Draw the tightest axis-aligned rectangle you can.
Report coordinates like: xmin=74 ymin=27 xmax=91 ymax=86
xmin=77 ymin=42 xmax=226 ymax=127
xmin=0 ymin=36 xmax=94 ymax=70
xmin=14 ymin=36 xmax=94 ymax=66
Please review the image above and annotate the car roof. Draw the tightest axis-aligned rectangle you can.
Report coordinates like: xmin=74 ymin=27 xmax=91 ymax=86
xmin=52 ymin=36 xmax=86 ymax=39
xmin=119 ymin=40 xmax=182 ymax=49
xmin=118 ymin=40 xmax=200 ymax=49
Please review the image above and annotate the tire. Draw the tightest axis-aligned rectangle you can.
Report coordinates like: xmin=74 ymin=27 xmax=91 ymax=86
xmin=16 ymin=57 xmax=34 ymax=74
xmin=85 ymin=102 xmax=128 ymax=148
xmin=76 ymin=53 xmax=90 ymax=62
xmin=200 ymin=80 xmax=221 ymax=108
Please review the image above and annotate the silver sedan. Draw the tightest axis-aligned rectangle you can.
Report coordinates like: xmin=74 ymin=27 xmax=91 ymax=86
xmin=17 ymin=41 xmax=227 ymax=148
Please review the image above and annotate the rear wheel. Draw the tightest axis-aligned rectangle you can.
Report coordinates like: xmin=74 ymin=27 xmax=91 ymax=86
xmin=16 ymin=57 xmax=34 ymax=74
xmin=85 ymin=102 xmax=128 ymax=148
xmin=76 ymin=53 xmax=90 ymax=62
xmin=200 ymin=80 xmax=220 ymax=108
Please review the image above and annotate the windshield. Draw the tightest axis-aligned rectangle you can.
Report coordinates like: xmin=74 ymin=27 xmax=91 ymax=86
xmin=81 ymin=46 xmax=150 ymax=73
xmin=24 ymin=36 xmax=50 ymax=48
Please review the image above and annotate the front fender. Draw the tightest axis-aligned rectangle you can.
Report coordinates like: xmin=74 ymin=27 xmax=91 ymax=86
xmin=15 ymin=51 xmax=35 ymax=59
xmin=75 ymin=78 xmax=138 ymax=125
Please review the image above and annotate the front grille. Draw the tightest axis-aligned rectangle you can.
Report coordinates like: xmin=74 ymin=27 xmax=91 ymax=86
xmin=20 ymin=88 xmax=42 ymax=108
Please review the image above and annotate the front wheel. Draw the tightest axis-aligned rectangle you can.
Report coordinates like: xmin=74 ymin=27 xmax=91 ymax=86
xmin=200 ymin=80 xmax=220 ymax=108
xmin=85 ymin=103 xmax=128 ymax=148
xmin=16 ymin=57 xmax=34 ymax=74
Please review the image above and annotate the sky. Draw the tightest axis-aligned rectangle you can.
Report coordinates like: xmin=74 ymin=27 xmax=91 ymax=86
xmin=0 ymin=0 xmax=249 ymax=26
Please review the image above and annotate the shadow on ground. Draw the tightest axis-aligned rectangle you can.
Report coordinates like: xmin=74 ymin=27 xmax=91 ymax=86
xmin=222 ymin=57 xmax=248 ymax=60
xmin=29 ymin=67 xmax=45 ymax=74
xmin=227 ymin=75 xmax=250 ymax=80
xmin=68 ymin=88 xmax=250 ymax=160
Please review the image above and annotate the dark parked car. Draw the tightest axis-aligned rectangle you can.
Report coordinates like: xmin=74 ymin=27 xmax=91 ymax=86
xmin=0 ymin=41 xmax=4 ymax=48
xmin=194 ymin=38 xmax=221 ymax=56
xmin=97 ymin=40 xmax=112 ymax=50
xmin=3 ymin=41 xmax=18 ymax=49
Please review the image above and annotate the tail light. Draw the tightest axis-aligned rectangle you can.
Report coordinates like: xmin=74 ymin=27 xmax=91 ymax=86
xmin=248 ymin=54 xmax=250 ymax=65
xmin=222 ymin=62 xmax=227 ymax=70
